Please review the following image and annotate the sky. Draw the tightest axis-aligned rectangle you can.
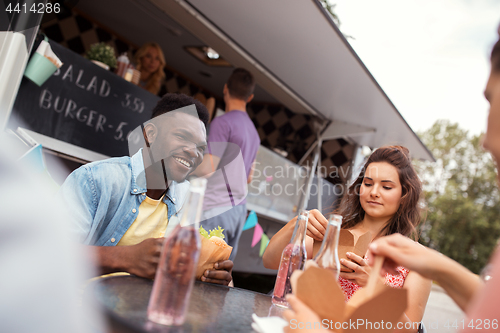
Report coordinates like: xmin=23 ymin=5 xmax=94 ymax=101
xmin=332 ymin=0 xmax=500 ymax=136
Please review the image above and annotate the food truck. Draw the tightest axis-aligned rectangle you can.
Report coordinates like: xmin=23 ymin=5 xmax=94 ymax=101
xmin=0 ymin=0 xmax=433 ymax=279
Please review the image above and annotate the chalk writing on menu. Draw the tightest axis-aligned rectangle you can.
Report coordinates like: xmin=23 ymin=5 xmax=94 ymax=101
xmin=40 ymin=65 xmax=145 ymax=140
xmin=10 ymin=39 xmax=160 ymax=157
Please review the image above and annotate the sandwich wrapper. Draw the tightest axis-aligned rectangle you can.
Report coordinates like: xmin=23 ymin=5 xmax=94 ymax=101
xmin=35 ymin=40 xmax=63 ymax=68
xmin=313 ymin=230 xmax=372 ymax=272
xmin=195 ymin=236 xmax=232 ymax=279
xmin=290 ymin=257 xmax=407 ymax=332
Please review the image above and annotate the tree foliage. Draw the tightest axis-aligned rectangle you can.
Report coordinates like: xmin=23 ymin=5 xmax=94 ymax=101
xmin=416 ymin=120 xmax=500 ymax=274
xmin=318 ymin=0 xmax=340 ymax=26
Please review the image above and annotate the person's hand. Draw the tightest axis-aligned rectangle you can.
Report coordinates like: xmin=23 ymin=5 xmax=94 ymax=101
xmin=305 ymin=209 xmax=328 ymax=241
xmin=338 ymin=252 xmax=372 ymax=287
xmin=366 ymin=233 xmax=441 ymax=280
xmin=283 ymin=295 xmax=329 ymax=332
xmin=201 ymin=259 xmax=233 ymax=286
xmin=122 ymin=237 xmax=163 ymax=279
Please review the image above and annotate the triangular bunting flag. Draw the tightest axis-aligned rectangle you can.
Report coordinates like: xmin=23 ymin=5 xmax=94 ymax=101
xmin=18 ymin=144 xmax=60 ymax=194
xmin=259 ymin=233 xmax=270 ymax=257
xmin=251 ymin=223 xmax=263 ymax=247
xmin=243 ymin=210 xmax=258 ymax=231
xmin=20 ymin=144 xmax=46 ymax=173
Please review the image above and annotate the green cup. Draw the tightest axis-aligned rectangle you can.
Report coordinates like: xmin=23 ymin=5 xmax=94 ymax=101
xmin=24 ymin=53 xmax=57 ymax=86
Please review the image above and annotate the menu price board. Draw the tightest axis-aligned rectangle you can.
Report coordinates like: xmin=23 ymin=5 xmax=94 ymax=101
xmin=9 ymin=39 xmax=160 ymax=158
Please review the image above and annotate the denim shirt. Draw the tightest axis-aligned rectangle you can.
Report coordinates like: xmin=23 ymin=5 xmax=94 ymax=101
xmin=58 ymin=149 xmax=189 ymax=246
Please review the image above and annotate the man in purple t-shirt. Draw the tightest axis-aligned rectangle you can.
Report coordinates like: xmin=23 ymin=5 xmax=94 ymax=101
xmin=194 ymin=68 xmax=260 ymax=260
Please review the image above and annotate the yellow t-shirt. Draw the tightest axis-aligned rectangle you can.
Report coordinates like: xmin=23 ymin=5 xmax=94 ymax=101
xmin=117 ymin=195 xmax=169 ymax=246
xmin=87 ymin=195 xmax=169 ymax=281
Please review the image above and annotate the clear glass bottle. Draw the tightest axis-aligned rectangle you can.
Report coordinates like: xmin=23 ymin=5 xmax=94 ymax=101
xmin=147 ymin=178 xmax=207 ymax=326
xmin=272 ymin=210 xmax=309 ymax=307
xmin=313 ymin=214 xmax=342 ymax=279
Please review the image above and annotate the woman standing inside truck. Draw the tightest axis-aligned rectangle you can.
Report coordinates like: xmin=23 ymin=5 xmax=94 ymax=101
xmin=135 ymin=42 xmax=166 ymax=96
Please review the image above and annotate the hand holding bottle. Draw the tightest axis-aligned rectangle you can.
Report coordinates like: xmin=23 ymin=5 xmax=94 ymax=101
xmin=167 ymin=238 xmax=198 ymax=285
xmin=120 ymin=237 xmax=163 ymax=279
xmin=147 ymin=178 xmax=206 ymax=326
xmin=272 ymin=210 xmax=309 ymax=307
xmin=305 ymin=209 xmax=328 ymax=241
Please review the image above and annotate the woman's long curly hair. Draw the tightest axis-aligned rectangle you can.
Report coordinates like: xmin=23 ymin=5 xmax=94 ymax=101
xmin=135 ymin=42 xmax=166 ymax=95
xmin=336 ymin=145 xmax=423 ymax=240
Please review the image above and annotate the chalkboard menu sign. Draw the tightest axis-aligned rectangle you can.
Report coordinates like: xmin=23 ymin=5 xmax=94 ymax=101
xmin=9 ymin=39 xmax=160 ymax=157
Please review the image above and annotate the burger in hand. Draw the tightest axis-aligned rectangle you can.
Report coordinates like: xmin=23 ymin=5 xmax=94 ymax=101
xmin=196 ymin=226 xmax=233 ymax=279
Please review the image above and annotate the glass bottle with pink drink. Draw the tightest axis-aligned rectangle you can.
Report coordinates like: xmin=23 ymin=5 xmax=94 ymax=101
xmin=313 ymin=214 xmax=342 ymax=279
xmin=272 ymin=210 xmax=309 ymax=307
xmin=147 ymin=178 xmax=207 ymax=326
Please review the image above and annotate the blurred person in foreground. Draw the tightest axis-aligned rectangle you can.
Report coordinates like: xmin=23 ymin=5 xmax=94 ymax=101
xmin=283 ymin=25 xmax=500 ymax=332
xmin=0 ymin=138 xmax=105 ymax=333
xmin=58 ymin=93 xmax=233 ymax=285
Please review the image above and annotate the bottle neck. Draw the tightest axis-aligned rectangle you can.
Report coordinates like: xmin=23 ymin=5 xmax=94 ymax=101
xmin=314 ymin=220 xmax=341 ymax=268
xmin=290 ymin=210 xmax=309 ymax=246
xmin=179 ymin=180 xmax=206 ymax=229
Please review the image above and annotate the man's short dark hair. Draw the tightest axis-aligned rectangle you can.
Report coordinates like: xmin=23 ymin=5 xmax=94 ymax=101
xmin=227 ymin=68 xmax=255 ymax=100
xmin=151 ymin=93 xmax=209 ymax=127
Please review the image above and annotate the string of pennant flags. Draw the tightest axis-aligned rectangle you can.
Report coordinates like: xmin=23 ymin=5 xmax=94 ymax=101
xmin=242 ymin=210 xmax=270 ymax=257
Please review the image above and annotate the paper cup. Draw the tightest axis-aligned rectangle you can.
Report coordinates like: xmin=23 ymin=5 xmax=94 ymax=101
xmin=24 ymin=53 xmax=57 ymax=86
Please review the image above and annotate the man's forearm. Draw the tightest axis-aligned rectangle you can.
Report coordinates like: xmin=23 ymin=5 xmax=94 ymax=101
xmin=87 ymin=245 xmax=129 ymax=275
xmin=262 ymin=220 xmax=296 ymax=269
xmin=433 ymin=255 xmax=483 ymax=312
xmin=85 ymin=238 xmax=163 ymax=279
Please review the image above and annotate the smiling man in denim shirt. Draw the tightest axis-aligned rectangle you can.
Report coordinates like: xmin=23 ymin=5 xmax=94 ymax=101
xmin=59 ymin=93 xmax=233 ymax=285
